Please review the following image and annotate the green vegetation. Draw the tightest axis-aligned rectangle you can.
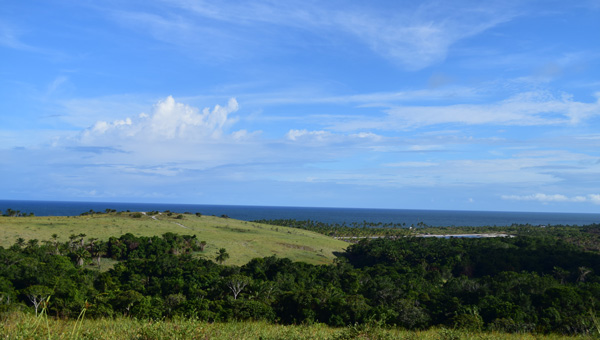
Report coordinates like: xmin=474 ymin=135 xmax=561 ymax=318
xmin=256 ymin=219 xmax=600 ymax=251
xmin=0 ymin=212 xmax=347 ymax=265
xmin=2 ymin=312 xmax=595 ymax=339
xmin=1 ymin=208 xmax=34 ymax=217
xmin=2 ymin=212 xmax=600 ymax=338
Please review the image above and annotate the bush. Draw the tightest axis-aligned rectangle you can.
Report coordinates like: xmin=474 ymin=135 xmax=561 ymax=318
xmin=452 ymin=313 xmax=484 ymax=331
xmin=436 ymin=328 xmax=462 ymax=340
xmin=231 ymin=300 xmax=275 ymax=322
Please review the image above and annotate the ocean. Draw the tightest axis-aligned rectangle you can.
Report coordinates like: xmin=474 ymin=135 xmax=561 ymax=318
xmin=1 ymin=199 xmax=599 ymax=227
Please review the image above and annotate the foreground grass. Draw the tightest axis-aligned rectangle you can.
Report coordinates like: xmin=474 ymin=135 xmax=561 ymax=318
xmin=1 ymin=312 xmax=597 ymax=340
xmin=0 ymin=213 xmax=347 ymax=265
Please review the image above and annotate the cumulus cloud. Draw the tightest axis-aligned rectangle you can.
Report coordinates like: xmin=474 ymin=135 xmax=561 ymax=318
xmin=501 ymin=193 xmax=600 ymax=204
xmin=80 ymin=96 xmax=239 ymax=143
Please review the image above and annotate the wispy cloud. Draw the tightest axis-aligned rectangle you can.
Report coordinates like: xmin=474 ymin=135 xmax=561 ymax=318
xmin=0 ymin=24 xmax=36 ymax=51
xmin=242 ymin=86 xmax=481 ymax=107
xmin=501 ymin=193 xmax=600 ymax=204
xmin=329 ymin=90 xmax=600 ymax=131
xmin=334 ymin=2 xmax=519 ymax=70
xmin=0 ymin=22 xmax=66 ymax=58
xmin=107 ymin=0 xmax=521 ymax=70
xmin=384 ymin=162 xmax=439 ymax=168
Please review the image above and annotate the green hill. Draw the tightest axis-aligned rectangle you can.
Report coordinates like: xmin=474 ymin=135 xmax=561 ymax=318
xmin=0 ymin=212 xmax=347 ymax=265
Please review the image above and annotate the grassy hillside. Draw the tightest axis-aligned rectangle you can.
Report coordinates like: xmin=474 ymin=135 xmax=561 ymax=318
xmin=0 ymin=212 xmax=347 ymax=265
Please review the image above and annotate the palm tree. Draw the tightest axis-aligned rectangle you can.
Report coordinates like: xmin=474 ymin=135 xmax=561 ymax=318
xmin=90 ymin=241 xmax=106 ymax=269
xmin=74 ymin=248 xmax=90 ymax=267
xmin=26 ymin=239 xmax=39 ymax=249
xmin=199 ymin=241 xmax=207 ymax=252
xmin=87 ymin=237 xmax=98 ymax=253
xmin=68 ymin=234 xmax=78 ymax=250
xmin=51 ymin=234 xmax=60 ymax=254
xmin=78 ymin=233 xmax=87 ymax=248
xmin=215 ymin=248 xmax=230 ymax=265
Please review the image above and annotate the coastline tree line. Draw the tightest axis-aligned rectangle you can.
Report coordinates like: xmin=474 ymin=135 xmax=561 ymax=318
xmin=1 ymin=221 xmax=600 ymax=335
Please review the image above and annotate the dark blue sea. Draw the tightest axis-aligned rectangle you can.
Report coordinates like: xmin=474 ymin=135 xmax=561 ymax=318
xmin=1 ymin=199 xmax=599 ymax=227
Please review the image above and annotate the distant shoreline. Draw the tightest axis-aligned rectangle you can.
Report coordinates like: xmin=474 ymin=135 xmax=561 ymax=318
xmin=335 ymin=233 xmax=514 ymax=240
xmin=1 ymin=199 xmax=599 ymax=227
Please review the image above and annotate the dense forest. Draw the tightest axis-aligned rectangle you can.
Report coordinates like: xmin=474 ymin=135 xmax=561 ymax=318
xmin=1 ymin=218 xmax=600 ymax=335
xmin=255 ymin=218 xmax=600 ymax=252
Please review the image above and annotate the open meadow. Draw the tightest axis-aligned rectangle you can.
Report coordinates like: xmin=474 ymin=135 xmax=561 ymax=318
xmin=0 ymin=212 xmax=347 ymax=265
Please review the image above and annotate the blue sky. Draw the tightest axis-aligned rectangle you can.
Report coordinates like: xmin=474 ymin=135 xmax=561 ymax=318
xmin=1 ymin=0 xmax=600 ymax=213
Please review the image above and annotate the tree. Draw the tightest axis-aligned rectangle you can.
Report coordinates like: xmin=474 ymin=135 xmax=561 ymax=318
xmin=577 ymin=266 xmax=592 ymax=282
xmin=164 ymin=293 xmax=186 ymax=316
xmin=227 ymin=274 xmax=252 ymax=300
xmin=553 ymin=266 xmax=569 ymax=284
xmin=74 ymin=248 xmax=90 ymax=267
xmin=23 ymin=285 xmax=53 ymax=316
xmin=68 ymin=234 xmax=79 ymax=250
xmin=26 ymin=239 xmax=39 ymax=249
xmin=51 ymin=233 xmax=60 ymax=255
xmin=113 ymin=290 xmax=144 ymax=316
xmin=215 ymin=248 xmax=230 ymax=265
xmin=78 ymin=233 xmax=87 ymax=248
xmin=90 ymin=241 xmax=107 ymax=269
xmin=0 ymin=277 xmax=15 ymax=306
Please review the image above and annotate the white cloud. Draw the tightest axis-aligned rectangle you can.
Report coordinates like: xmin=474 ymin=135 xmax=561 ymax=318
xmin=0 ymin=24 xmax=36 ymax=51
xmin=329 ymin=90 xmax=600 ymax=131
xmin=350 ymin=132 xmax=382 ymax=141
xmin=335 ymin=2 xmax=518 ymax=70
xmin=45 ymin=76 xmax=68 ymax=98
xmin=80 ymin=96 xmax=239 ymax=143
xmin=285 ymin=129 xmax=385 ymax=146
xmin=44 ymin=96 xmax=257 ymax=174
xmin=0 ymin=22 xmax=66 ymax=58
xmin=384 ymin=162 xmax=439 ymax=168
xmin=231 ymin=129 xmax=261 ymax=141
xmin=285 ymin=129 xmax=332 ymax=142
xmin=112 ymin=0 xmax=520 ymax=70
xmin=589 ymin=194 xmax=600 ymax=204
xmin=501 ymin=193 xmax=600 ymax=204
xmin=59 ymin=95 xmax=155 ymax=128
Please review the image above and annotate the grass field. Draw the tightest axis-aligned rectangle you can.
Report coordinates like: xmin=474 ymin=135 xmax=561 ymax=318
xmin=1 ymin=311 xmax=596 ymax=340
xmin=0 ymin=213 xmax=348 ymax=265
